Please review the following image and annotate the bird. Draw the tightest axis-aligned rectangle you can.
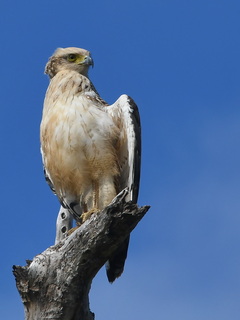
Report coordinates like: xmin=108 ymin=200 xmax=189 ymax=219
xmin=40 ymin=47 xmax=141 ymax=282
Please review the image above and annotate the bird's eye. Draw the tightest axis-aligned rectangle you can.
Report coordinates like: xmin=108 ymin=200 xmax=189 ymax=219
xmin=67 ymin=54 xmax=77 ymax=62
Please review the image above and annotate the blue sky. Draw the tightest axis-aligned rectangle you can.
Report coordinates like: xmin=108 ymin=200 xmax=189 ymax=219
xmin=1 ymin=0 xmax=240 ymax=319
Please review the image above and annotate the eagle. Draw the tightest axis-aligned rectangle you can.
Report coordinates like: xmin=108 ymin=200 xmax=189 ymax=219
xmin=40 ymin=47 xmax=141 ymax=282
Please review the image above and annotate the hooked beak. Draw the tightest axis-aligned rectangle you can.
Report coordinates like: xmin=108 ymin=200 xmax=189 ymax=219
xmin=83 ymin=55 xmax=94 ymax=68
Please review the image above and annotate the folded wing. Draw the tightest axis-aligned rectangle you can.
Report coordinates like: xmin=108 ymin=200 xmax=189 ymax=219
xmin=104 ymin=94 xmax=141 ymax=282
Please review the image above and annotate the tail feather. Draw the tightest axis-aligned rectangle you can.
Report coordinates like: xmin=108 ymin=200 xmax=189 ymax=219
xmin=105 ymin=236 xmax=130 ymax=283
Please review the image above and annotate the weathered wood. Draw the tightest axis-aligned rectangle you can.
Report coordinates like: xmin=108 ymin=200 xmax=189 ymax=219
xmin=55 ymin=206 xmax=73 ymax=244
xmin=13 ymin=191 xmax=150 ymax=320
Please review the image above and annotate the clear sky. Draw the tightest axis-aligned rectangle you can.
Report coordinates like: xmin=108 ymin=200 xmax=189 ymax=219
xmin=1 ymin=0 xmax=240 ymax=319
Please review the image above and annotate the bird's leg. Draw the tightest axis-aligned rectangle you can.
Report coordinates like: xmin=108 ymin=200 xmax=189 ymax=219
xmin=81 ymin=180 xmax=100 ymax=222
xmin=93 ymin=180 xmax=99 ymax=209
xmin=98 ymin=175 xmax=117 ymax=209
xmin=80 ymin=176 xmax=117 ymax=223
xmin=81 ymin=207 xmax=100 ymax=222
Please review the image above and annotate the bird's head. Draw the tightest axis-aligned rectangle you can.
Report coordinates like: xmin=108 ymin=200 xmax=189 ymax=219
xmin=45 ymin=47 xmax=94 ymax=79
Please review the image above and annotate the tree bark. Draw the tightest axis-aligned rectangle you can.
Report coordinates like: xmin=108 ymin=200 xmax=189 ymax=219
xmin=13 ymin=190 xmax=150 ymax=320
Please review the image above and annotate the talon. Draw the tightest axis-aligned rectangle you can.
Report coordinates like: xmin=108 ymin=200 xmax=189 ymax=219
xmin=67 ymin=226 xmax=80 ymax=235
xmin=82 ymin=208 xmax=100 ymax=222
xmin=67 ymin=220 xmax=83 ymax=235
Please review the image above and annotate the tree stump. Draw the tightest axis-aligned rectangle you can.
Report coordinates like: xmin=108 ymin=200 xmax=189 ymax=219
xmin=13 ymin=191 xmax=150 ymax=320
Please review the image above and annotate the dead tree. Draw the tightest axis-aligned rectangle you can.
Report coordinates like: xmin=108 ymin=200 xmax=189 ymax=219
xmin=13 ymin=190 xmax=150 ymax=320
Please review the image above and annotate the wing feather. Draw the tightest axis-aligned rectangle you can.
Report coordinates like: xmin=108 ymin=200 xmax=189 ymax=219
xmin=104 ymin=94 xmax=141 ymax=282
xmin=105 ymin=94 xmax=141 ymax=203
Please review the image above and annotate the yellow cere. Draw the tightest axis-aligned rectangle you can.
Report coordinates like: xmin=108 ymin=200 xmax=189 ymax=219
xmin=67 ymin=54 xmax=86 ymax=64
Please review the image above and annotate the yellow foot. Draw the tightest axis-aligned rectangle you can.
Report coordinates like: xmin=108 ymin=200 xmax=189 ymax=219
xmin=67 ymin=221 xmax=82 ymax=235
xmin=67 ymin=225 xmax=79 ymax=235
xmin=82 ymin=208 xmax=100 ymax=223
